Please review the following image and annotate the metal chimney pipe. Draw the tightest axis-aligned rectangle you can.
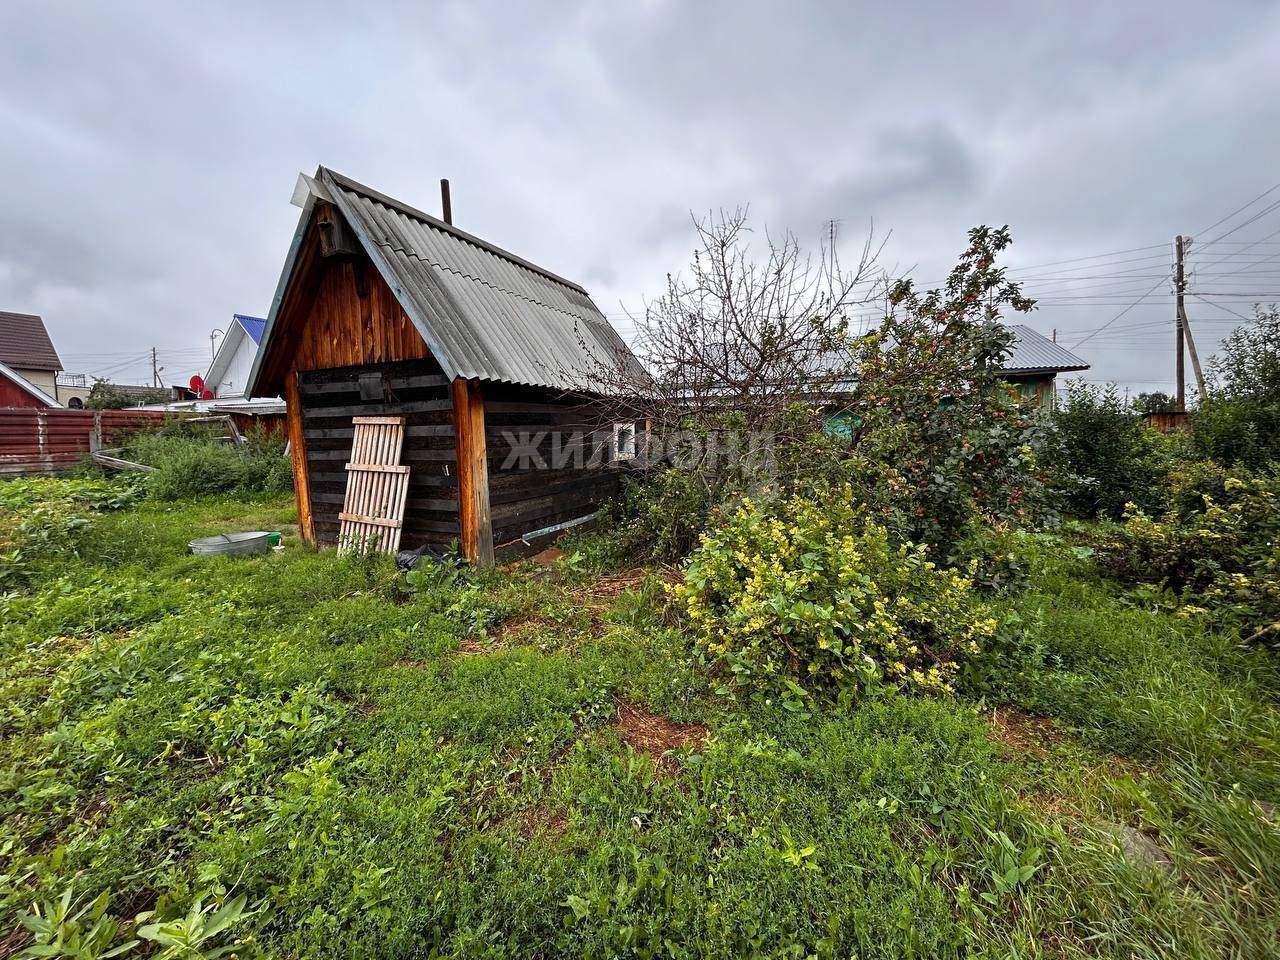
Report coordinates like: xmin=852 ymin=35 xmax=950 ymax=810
xmin=440 ymin=179 xmax=452 ymax=225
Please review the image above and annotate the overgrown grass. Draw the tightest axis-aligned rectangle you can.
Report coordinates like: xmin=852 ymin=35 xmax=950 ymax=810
xmin=125 ymin=432 xmax=293 ymax=500
xmin=0 ymin=484 xmax=1276 ymax=958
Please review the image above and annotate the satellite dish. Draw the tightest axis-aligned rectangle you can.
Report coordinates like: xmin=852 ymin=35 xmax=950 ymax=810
xmin=189 ymin=375 xmax=205 ymax=394
xmin=201 ymin=390 xmax=214 ymax=400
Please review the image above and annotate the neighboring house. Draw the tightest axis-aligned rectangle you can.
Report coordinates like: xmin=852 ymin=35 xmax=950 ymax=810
xmin=0 ymin=359 xmax=60 ymax=408
xmin=0 ymin=311 xmax=63 ymax=405
xmin=1003 ymin=324 xmax=1090 ymax=410
xmin=249 ymin=167 xmax=646 ymax=565
xmin=54 ymin=373 xmax=92 ymax=408
xmin=205 ymin=314 xmax=267 ymax=397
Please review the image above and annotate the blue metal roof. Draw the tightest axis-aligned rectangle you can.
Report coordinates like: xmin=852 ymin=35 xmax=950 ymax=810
xmin=235 ymin=315 xmax=266 ymax=345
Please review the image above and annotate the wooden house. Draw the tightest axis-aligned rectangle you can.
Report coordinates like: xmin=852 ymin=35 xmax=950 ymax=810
xmin=0 ymin=359 xmax=60 ymax=408
xmin=0 ymin=312 xmax=64 ymax=406
xmin=247 ymin=168 xmax=646 ymax=565
xmin=1003 ymin=324 xmax=1089 ymax=410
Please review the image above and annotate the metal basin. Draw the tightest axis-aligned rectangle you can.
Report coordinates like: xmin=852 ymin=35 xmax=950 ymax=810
xmin=189 ymin=531 xmax=272 ymax=557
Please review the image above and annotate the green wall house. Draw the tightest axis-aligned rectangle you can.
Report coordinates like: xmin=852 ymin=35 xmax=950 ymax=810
xmin=1001 ymin=324 xmax=1090 ymax=411
xmin=823 ymin=324 xmax=1090 ymax=438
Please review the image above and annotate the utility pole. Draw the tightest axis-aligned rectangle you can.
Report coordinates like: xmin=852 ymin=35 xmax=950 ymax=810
xmin=1175 ymin=235 xmax=1186 ymax=411
xmin=1172 ymin=239 xmax=1203 ymax=412
xmin=150 ymin=347 xmax=163 ymax=388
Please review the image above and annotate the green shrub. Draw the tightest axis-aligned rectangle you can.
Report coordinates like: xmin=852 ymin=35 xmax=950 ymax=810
xmin=846 ymin=226 xmax=1057 ymax=553
xmin=677 ymin=488 xmax=995 ymax=700
xmin=1191 ymin=397 xmax=1280 ymax=469
xmin=1193 ymin=304 xmax=1280 ymax=467
xmin=1050 ymin=381 xmax=1170 ymax=519
xmin=1095 ymin=471 xmax=1280 ymax=645
xmin=613 ymin=467 xmax=717 ymax=562
xmin=1167 ymin=458 xmax=1231 ymax=518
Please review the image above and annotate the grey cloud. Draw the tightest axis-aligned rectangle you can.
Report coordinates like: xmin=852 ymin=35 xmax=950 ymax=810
xmin=0 ymin=0 xmax=1277 ymax=392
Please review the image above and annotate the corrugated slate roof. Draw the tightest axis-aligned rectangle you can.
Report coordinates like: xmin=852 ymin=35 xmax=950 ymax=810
xmin=1006 ymin=324 xmax=1089 ymax=373
xmin=0 ymin=311 xmax=63 ymax=372
xmin=318 ymin=168 xmax=645 ymax=393
xmin=236 ymin=315 xmax=266 ymax=345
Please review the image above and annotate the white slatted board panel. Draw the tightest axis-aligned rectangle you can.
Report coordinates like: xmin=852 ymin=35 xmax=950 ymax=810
xmin=338 ymin=416 xmax=411 ymax=555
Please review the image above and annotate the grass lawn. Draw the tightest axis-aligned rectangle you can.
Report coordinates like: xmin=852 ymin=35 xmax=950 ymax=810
xmin=2 ymin=489 xmax=1278 ymax=958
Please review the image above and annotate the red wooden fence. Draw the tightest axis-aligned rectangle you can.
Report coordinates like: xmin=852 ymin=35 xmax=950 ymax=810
xmin=0 ymin=408 xmax=170 ymax=475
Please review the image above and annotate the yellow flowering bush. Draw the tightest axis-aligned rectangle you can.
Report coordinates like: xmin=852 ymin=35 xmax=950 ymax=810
xmin=676 ymin=488 xmax=995 ymax=698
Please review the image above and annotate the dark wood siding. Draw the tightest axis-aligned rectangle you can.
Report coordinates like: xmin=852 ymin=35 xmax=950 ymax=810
xmin=299 ymin=359 xmax=459 ymax=550
xmin=482 ymin=383 xmax=623 ymax=558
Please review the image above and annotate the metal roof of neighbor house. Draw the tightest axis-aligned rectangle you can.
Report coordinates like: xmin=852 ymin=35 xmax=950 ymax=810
xmin=0 ymin=311 xmax=63 ymax=372
xmin=252 ymin=168 xmax=645 ymax=395
xmin=236 ymin=315 xmax=266 ymax=344
xmin=1006 ymin=324 xmax=1089 ymax=374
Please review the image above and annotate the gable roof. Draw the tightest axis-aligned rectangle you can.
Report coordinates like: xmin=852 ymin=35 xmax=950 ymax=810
xmin=250 ymin=167 xmax=645 ymax=395
xmin=0 ymin=311 xmax=63 ymax=372
xmin=0 ymin=359 xmax=60 ymax=406
xmin=1006 ymin=324 xmax=1089 ymax=374
xmin=236 ymin=315 xmax=266 ymax=344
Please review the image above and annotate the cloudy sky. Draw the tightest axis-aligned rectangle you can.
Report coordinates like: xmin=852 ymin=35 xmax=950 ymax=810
xmin=3 ymin=0 xmax=1279 ymax=396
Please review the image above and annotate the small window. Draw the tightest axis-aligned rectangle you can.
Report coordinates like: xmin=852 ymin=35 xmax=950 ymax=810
xmin=612 ymin=421 xmax=637 ymax=461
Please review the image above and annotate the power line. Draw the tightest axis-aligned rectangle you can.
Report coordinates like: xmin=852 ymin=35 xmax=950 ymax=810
xmin=1003 ymin=243 xmax=1168 ymax=272
xmin=1188 ymin=293 xmax=1256 ymax=323
xmin=1069 ymin=275 xmax=1170 ymax=349
xmin=1194 ymin=182 xmax=1280 ymax=237
xmin=1194 ymin=196 xmax=1280 ymax=253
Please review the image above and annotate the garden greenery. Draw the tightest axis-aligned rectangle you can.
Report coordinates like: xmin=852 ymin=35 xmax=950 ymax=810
xmin=1050 ymin=380 xmax=1173 ymax=519
xmin=0 ymin=475 xmax=147 ymax=587
xmin=126 ymin=432 xmax=292 ymax=500
xmin=677 ymin=489 xmax=995 ymax=700
xmin=1096 ymin=470 xmax=1280 ymax=647
xmin=845 ymin=225 xmax=1055 ymax=553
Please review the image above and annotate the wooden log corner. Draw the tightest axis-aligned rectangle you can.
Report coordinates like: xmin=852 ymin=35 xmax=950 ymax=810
xmin=452 ymin=378 xmax=494 ymax=566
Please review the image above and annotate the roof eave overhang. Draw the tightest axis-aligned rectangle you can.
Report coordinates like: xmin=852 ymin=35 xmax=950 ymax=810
xmin=246 ymin=171 xmax=330 ymax=398
xmin=1003 ymin=365 xmax=1091 ymax=376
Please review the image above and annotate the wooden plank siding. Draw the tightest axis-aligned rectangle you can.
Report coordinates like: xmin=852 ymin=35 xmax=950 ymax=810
xmin=252 ymin=213 xmax=433 ymax=398
xmin=481 ymin=383 xmax=624 ymax=560
xmin=256 ymin=203 xmax=633 ymax=566
xmin=299 ymin=360 xmax=459 ymax=551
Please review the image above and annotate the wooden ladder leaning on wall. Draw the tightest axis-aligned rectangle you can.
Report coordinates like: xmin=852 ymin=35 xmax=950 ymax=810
xmin=338 ymin=416 xmax=411 ymax=555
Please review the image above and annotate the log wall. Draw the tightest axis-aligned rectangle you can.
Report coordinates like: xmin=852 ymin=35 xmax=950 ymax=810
xmin=299 ymin=359 xmax=459 ymax=550
xmin=482 ymin=383 xmax=623 ymax=560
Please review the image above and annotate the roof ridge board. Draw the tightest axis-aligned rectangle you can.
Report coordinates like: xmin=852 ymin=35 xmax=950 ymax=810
xmin=366 ymin=236 xmax=612 ymax=329
xmin=318 ymin=167 xmax=590 ymax=297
